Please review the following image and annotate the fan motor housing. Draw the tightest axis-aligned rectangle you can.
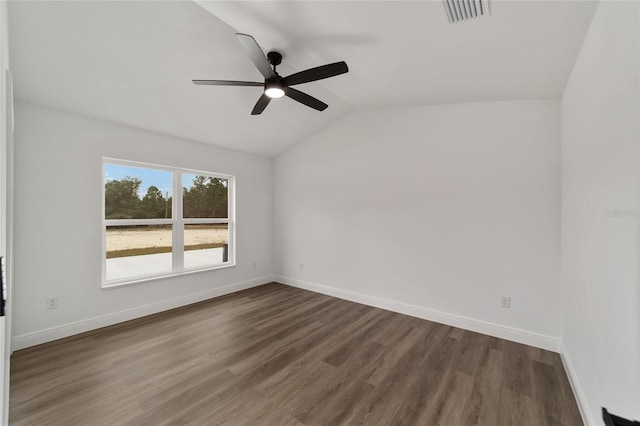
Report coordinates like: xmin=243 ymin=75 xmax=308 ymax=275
xmin=267 ymin=51 xmax=282 ymax=66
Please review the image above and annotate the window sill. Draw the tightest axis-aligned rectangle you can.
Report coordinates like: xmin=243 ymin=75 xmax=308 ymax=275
xmin=101 ymin=262 xmax=236 ymax=289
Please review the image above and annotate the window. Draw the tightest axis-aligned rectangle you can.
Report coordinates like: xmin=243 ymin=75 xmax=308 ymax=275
xmin=102 ymin=159 xmax=234 ymax=287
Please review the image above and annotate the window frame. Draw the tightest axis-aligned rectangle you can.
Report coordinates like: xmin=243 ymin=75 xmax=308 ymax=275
xmin=101 ymin=158 xmax=235 ymax=288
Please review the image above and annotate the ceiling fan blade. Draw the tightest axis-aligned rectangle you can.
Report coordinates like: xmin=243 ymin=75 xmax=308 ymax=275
xmin=284 ymin=87 xmax=328 ymax=111
xmin=283 ymin=61 xmax=348 ymax=86
xmin=192 ymin=80 xmax=263 ymax=87
xmin=251 ymin=93 xmax=271 ymax=115
xmin=236 ymin=33 xmax=276 ymax=80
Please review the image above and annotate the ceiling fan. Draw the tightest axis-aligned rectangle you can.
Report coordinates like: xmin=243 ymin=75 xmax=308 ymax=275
xmin=193 ymin=33 xmax=349 ymax=115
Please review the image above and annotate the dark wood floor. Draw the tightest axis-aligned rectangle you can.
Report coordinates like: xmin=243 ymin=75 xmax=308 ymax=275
xmin=10 ymin=283 xmax=582 ymax=425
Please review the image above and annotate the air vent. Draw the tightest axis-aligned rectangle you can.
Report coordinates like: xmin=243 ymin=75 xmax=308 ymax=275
xmin=442 ymin=0 xmax=490 ymax=23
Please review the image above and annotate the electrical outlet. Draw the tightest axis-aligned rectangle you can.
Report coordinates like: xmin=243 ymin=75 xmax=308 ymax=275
xmin=299 ymin=263 xmax=304 ymax=271
xmin=46 ymin=297 xmax=59 ymax=310
xmin=500 ymin=296 xmax=511 ymax=309
xmin=252 ymin=262 xmax=257 ymax=269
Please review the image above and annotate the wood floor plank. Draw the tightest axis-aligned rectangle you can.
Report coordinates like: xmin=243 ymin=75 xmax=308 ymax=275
xmin=9 ymin=283 xmax=583 ymax=425
xmin=401 ymin=336 xmax=464 ymax=425
xmin=452 ymin=330 xmax=491 ymax=376
xmin=228 ymin=320 xmax=324 ymax=375
xmin=459 ymin=347 xmax=504 ymax=425
xmin=502 ymin=339 xmax=534 ymax=397
xmin=293 ymin=364 xmax=375 ymax=426
xmin=322 ymin=312 xmax=390 ymax=368
xmin=416 ymin=371 xmax=475 ymax=426
xmin=258 ymin=359 xmax=338 ymax=418
xmin=497 ymin=387 xmax=541 ymax=426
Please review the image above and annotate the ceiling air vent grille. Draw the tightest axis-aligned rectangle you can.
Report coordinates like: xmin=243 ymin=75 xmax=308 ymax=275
xmin=442 ymin=0 xmax=490 ymax=23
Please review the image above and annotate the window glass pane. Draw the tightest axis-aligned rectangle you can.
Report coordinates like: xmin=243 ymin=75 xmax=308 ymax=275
xmin=182 ymin=174 xmax=228 ymax=218
xmin=184 ymin=224 xmax=229 ymax=269
xmin=106 ymin=225 xmax=173 ymax=281
xmin=105 ymin=164 xmax=173 ymax=219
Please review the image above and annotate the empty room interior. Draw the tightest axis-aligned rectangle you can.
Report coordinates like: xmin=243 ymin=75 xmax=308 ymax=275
xmin=0 ymin=0 xmax=638 ymax=425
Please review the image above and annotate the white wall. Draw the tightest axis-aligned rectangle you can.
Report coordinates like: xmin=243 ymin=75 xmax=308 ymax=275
xmin=274 ymin=100 xmax=561 ymax=349
xmin=0 ymin=0 xmax=11 ymax=423
xmin=561 ymin=2 xmax=640 ymax=424
xmin=12 ymin=102 xmax=273 ymax=348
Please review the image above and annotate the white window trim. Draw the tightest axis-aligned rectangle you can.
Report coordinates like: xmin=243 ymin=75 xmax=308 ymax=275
xmin=101 ymin=158 xmax=236 ymax=288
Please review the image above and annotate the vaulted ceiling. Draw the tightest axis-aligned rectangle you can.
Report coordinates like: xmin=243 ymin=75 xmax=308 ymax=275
xmin=9 ymin=1 xmax=598 ymax=157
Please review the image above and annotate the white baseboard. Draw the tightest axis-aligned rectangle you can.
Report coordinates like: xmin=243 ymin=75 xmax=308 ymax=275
xmin=276 ymin=275 xmax=560 ymax=352
xmin=12 ymin=275 xmax=276 ymax=351
xmin=559 ymin=342 xmax=595 ymax=426
xmin=13 ymin=273 xmax=561 ymax=354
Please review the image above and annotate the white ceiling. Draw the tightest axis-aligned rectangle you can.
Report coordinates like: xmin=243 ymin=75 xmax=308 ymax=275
xmin=9 ymin=1 xmax=597 ymax=157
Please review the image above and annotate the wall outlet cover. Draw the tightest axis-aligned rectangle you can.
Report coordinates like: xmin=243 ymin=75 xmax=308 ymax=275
xmin=500 ymin=296 xmax=511 ymax=308
xmin=46 ymin=297 xmax=59 ymax=310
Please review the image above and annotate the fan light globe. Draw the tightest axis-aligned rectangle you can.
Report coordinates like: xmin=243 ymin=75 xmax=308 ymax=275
xmin=265 ymin=87 xmax=285 ymax=99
